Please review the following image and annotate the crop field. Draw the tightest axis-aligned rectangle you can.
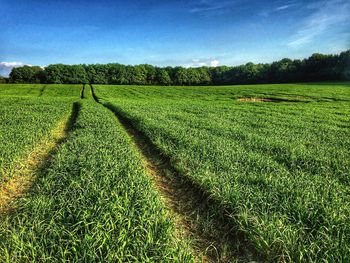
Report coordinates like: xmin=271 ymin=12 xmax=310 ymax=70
xmin=0 ymin=82 xmax=349 ymax=262
xmin=94 ymin=82 xmax=350 ymax=262
xmin=0 ymin=84 xmax=193 ymax=262
xmin=0 ymin=84 xmax=80 ymax=181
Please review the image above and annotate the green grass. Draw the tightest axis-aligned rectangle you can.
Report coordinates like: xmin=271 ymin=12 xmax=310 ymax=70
xmin=1 ymin=82 xmax=349 ymax=262
xmin=0 ymin=84 xmax=80 ymax=180
xmin=94 ymin=82 xmax=350 ymax=262
xmin=0 ymin=84 xmax=81 ymax=98
xmin=0 ymin=87 xmax=193 ymax=262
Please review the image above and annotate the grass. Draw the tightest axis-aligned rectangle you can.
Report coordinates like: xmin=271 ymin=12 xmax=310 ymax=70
xmin=0 ymin=113 xmax=74 ymax=214
xmin=0 ymin=86 xmax=193 ymax=262
xmin=94 ymin=82 xmax=350 ymax=262
xmin=100 ymin=96 xmax=256 ymax=262
xmin=0 ymin=84 xmax=81 ymax=98
xmin=1 ymin=82 xmax=349 ymax=262
xmin=0 ymin=84 xmax=80 ymax=180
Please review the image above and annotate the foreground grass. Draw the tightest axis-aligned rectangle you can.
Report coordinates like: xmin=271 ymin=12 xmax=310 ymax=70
xmin=0 ymin=109 xmax=76 ymax=214
xmin=95 ymin=82 xmax=350 ymax=262
xmin=0 ymin=91 xmax=193 ymax=261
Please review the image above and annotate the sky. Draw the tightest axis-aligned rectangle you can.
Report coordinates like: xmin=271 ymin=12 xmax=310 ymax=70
xmin=0 ymin=0 xmax=349 ymax=76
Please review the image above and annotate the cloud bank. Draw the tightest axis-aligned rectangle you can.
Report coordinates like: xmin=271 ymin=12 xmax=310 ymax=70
xmin=0 ymin=62 xmax=32 ymax=77
xmin=184 ymin=58 xmax=220 ymax=67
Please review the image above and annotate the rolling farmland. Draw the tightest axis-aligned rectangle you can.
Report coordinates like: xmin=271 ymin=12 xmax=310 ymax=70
xmin=0 ymin=82 xmax=349 ymax=262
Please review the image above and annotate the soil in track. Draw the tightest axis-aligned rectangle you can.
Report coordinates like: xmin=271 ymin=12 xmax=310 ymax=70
xmin=0 ymin=102 xmax=80 ymax=215
xmin=90 ymin=85 xmax=260 ymax=262
xmin=237 ymin=97 xmax=309 ymax=103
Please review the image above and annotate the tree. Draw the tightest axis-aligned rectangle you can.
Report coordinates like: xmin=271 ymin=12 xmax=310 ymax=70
xmin=143 ymin=64 xmax=157 ymax=84
xmin=108 ymin=64 xmax=127 ymax=84
xmin=197 ymin=67 xmax=212 ymax=85
xmin=7 ymin=49 xmax=350 ymax=85
xmin=173 ymin=67 xmax=189 ymax=85
xmin=129 ymin=65 xmax=147 ymax=85
xmin=9 ymin=66 xmax=44 ymax=83
xmin=65 ymin=65 xmax=88 ymax=84
xmin=338 ymin=50 xmax=350 ymax=80
xmin=0 ymin=76 xmax=8 ymax=83
xmin=85 ymin=64 xmax=109 ymax=84
xmin=156 ymin=68 xmax=171 ymax=85
xmin=209 ymin=66 xmax=231 ymax=85
xmin=45 ymin=64 xmax=64 ymax=83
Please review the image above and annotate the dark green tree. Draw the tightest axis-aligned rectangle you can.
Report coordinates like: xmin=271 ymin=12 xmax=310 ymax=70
xmin=8 ymin=49 xmax=349 ymax=85
xmin=173 ymin=67 xmax=189 ymax=85
xmin=45 ymin=64 xmax=64 ymax=83
xmin=156 ymin=68 xmax=171 ymax=85
xmin=9 ymin=66 xmax=44 ymax=83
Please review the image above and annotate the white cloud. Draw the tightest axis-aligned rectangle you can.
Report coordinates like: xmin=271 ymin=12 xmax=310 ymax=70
xmin=260 ymin=3 xmax=294 ymax=17
xmin=275 ymin=5 xmax=290 ymax=11
xmin=184 ymin=58 xmax=220 ymax=67
xmin=0 ymin=62 xmax=26 ymax=68
xmin=189 ymin=0 xmax=237 ymax=14
xmin=287 ymin=0 xmax=350 ymax=47
xmin=210 ymin=59 xmax=220 ymax=67
xmin=0 ymin=62 xmax=33 ymax=77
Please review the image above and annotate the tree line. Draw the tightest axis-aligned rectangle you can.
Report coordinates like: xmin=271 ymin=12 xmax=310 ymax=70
xmin=8 ymin=50 xmax=350 ymax=85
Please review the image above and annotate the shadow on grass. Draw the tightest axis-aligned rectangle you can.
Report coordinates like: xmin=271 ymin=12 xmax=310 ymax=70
xmin=0 ymin=102 xmax=81 ymax=215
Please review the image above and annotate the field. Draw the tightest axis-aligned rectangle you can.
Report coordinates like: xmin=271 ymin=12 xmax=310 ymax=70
xmin=0 ymin=82 xmax=349 ymax=262
xmin=0 ymin=84 xmax=193 ymax=262
xmin=0 ymin=85 xmax=79 ymax=181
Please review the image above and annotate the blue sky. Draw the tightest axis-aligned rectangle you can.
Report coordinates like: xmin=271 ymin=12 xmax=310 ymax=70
xmin=0 ymin=0 xmax=349 ymax=76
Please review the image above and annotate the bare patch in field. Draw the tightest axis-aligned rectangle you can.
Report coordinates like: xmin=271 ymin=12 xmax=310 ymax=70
xmin=237 ymin=97 xmax=312 ymax=103
xmin=238 ymin=97 xmax=275 ymax=102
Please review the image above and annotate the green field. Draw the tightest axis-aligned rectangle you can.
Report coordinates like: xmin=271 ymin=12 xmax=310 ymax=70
xmin=0 ymin=84 xmax=193 ymax=262
xmin=0 ymin=82 xmax=349 ymax=262
xmin=0 ymin=85 xmax=80 ymax=180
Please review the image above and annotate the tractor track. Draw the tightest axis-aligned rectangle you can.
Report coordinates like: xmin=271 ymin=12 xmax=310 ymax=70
xmin=39 ymin=85 xmax=47 ymax=97
xmin=90 ymin=84 xmax=259 ymax=262
xmin=80 ymin=84 xmax=85 ymax=99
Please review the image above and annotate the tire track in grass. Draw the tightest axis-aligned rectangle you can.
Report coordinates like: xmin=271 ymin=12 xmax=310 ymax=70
xmin=0 ymin=102 xmax=80 ymax=215
xmin=90 ymin=85 xmax=259 ymax=262
xmin=39 ymin=85 xmax=46 ymax=97
xmin=80 ymin=84 xmax=85 ymax=99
